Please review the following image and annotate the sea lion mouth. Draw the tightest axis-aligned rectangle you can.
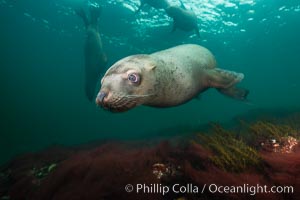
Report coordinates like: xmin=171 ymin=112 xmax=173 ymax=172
xmin=100 ymin=98 xmax=137 ymax=113
xmin=96 ymin=93 xmax=153 ymax=113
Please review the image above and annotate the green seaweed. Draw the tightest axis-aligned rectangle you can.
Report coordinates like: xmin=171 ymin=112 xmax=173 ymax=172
xmin=248 ymin=121 xmax=298 ymax=142
xmin=195 ymin=116 xmax=300 ymax=172
xmin=197 ymin=124 xmax=262 ymax=173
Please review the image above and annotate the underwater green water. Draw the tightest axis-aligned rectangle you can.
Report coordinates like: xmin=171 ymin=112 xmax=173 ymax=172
xmin=0 ymin=0 xmax=300 ymax=164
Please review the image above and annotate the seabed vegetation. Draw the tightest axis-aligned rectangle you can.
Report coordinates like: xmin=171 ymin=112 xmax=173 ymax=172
xmin=0 ymin=110 xmax=299 ymax=200
xmin=194 ymin=116 xmax=299 ymax=173
xmin=196 ymin=124 xmax=262 ymax=173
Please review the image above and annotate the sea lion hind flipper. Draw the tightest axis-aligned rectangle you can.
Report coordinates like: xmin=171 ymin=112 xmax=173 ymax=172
xmin=89 ymin=5 xmax=102 ymax=27
xmin=206 ymin=68 xmax=248 ymax=100
xmin=217 ymin=87 xmax=249 ymax=101
xmin=206 ymin=68 xmax=244 ymax=88
xmin=75 ymin=8 xmax=89 ymax=28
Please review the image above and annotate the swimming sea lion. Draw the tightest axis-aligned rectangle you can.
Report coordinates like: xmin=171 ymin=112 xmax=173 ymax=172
xmin=96 ymin=44 xmax=248 ymax=112
xmin=136 ymin=0 xmax=170 ymax=12
xmin=165 ymin=1 xmax=200 ymax=37
xmin=76 ymin=5 xmax=107 ymax=102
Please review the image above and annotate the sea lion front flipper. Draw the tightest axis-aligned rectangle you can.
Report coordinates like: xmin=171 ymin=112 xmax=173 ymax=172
xmin=206 ymin=68 xmax=248 ymax=100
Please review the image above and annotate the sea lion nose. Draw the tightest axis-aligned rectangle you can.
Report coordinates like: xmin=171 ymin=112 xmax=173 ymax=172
xmin=96 ymin=92 xmax=107 ymax=105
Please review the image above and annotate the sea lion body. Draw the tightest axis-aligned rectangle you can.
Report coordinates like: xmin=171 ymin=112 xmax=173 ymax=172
xmin=144 ymin=45 xmax=214 ymax=107
xmin=77 ymin=6 xmax=107 ymax=102
xmin=96 ymin=44 xmax=248 ymax=112
xmin=84 ymin=24 xmax=107 ymax=101
xmin=165 ymin=4 xmax=200 ymax=37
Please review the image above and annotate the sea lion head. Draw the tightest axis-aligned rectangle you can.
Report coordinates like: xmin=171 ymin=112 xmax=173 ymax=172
xmin=96 ymin=55 xmax=157 ymax=112
xmin=165 ymin=6 xmax=182 ymax=18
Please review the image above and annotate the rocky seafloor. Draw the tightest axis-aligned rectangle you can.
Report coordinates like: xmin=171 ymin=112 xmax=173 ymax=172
xmin=1 ymin=109 xmax=300 ymax=200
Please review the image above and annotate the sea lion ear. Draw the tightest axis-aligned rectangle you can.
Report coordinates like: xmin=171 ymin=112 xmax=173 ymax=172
xmin=145 ymin=64 xmax=156 ymax=71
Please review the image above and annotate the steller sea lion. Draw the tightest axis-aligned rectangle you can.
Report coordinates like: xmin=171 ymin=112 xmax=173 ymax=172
xmin=165 ymin=0 xmax=200 ymax=37
xmin=96 ymin=44 xmax=248 ymax=112
xmin=76 ymin=5 xmax=107 ymax=102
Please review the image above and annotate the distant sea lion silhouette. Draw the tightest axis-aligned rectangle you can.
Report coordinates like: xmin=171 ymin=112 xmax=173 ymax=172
xmin=96 ymin=44 xmax=248 ymax=112
xmin=136 ymin=0 xmax=170 ymax=12
xmin=76 ymin=5 xmax=107 ymax=102
xmin=165 ymin=0 xmax=200 ymax=37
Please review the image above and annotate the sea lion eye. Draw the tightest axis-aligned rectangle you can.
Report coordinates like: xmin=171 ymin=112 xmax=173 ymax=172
xmin=128 ymin=73 xmax=140 ymax=84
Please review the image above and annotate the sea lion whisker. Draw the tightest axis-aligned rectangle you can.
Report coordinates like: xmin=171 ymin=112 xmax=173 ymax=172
xmin=126 ymin=94 xmax=154 ymax=98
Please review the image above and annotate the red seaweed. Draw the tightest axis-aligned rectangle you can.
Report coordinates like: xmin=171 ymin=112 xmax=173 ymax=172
xmin=1 ymin=112 xmax=300 ymax=200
